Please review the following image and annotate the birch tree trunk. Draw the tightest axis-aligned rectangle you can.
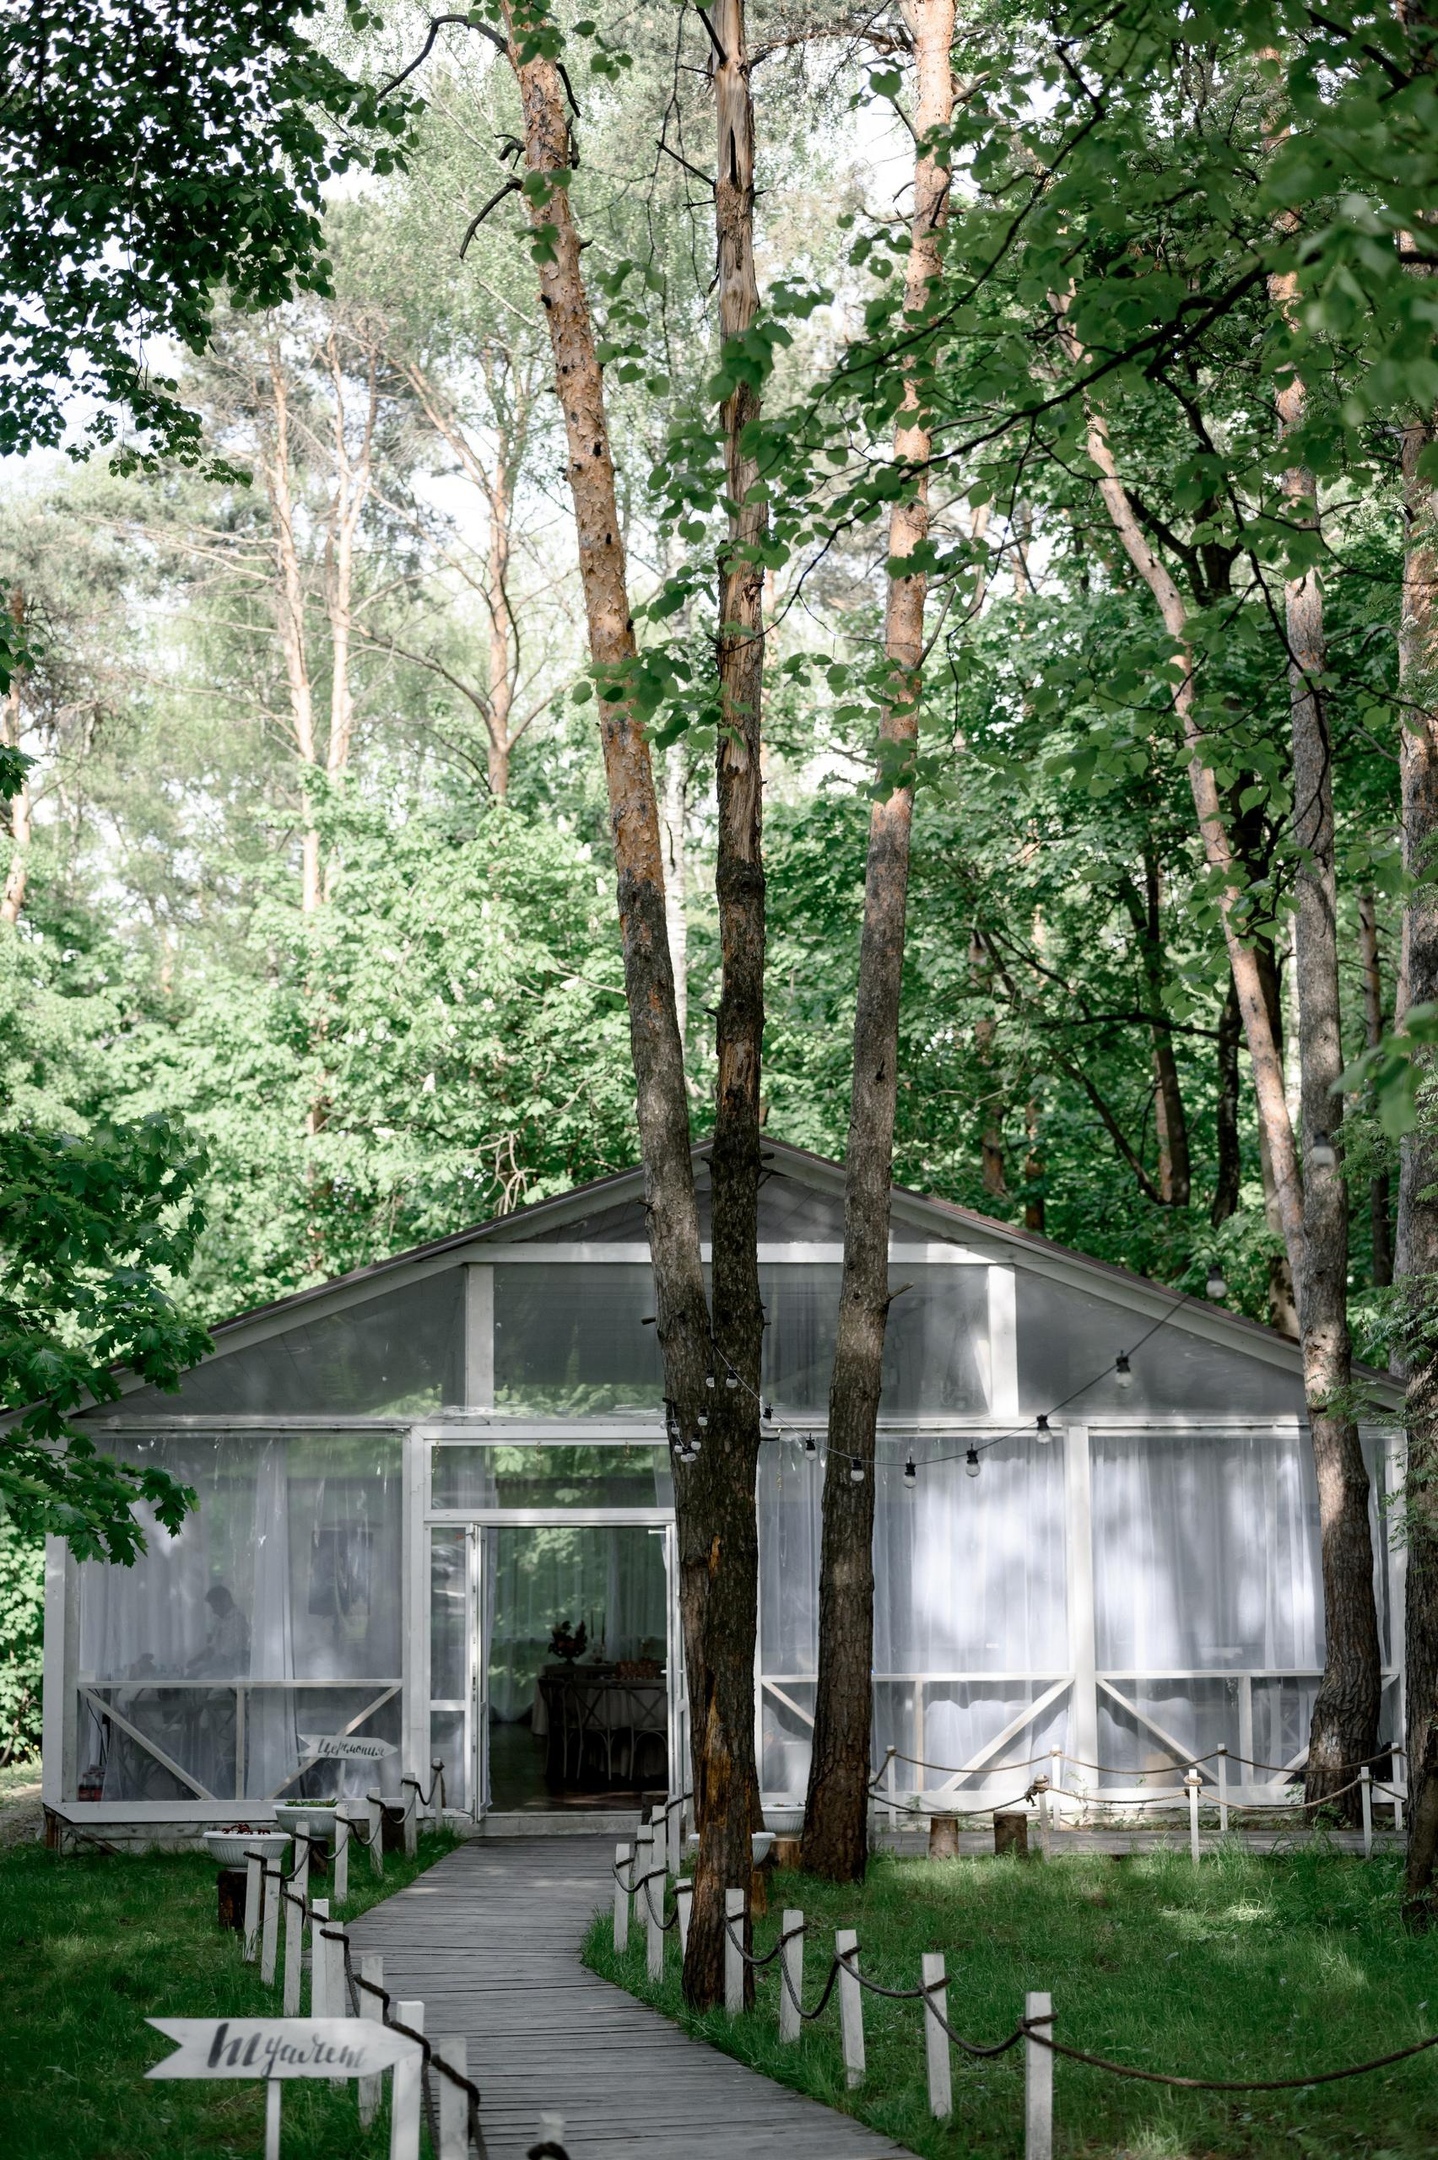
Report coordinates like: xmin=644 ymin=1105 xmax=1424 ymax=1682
xmin=801 ymin=0 xmax=955 ymax=1881
xmin=499 ymin=3 xmax=722 ymax=1976
xmin=1394 ymin=409 xmax=1438 ymax=1916
xmin=1272 ymin=349 xmax=1380 ymax=1806
xmin=263 ymin=346 xmax=322 ymax=917
xmin=660 ymin=744 xmax=688 ymax=1044
xmin=1 ymin=620 xmax=30 ymax=926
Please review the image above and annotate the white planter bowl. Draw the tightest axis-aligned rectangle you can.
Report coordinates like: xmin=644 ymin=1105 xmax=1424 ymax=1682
xmin=203 ymin=1829 xmax=291 ymax=1867
xmin=273 ymin=1802 xmax=339 ymax=1841
xmin=751 ymin=1831 xmax=775 ymax=1864
xmin=761 ymin=1804 xmax=804 ymax=1836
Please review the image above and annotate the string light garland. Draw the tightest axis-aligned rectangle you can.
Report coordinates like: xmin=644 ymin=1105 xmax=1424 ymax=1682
xmin=849 ymin=1456 xmax=865 ymax=1484
xmin=965 ymin=1447 xmax=981 ymax=1478
xmin=904 ymin=1454 xmax=917 ymax=1488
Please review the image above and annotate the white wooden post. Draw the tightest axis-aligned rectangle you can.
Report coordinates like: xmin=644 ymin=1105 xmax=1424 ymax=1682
xmin=243 ymin=1852 xmax=263 ymax=1964
xmin=779 ymin=1909 xmax=804 ymax=2044
xmin=667 ymin=1797 xmax=682 ymax=1879
xmin=367 ymin=1788 xmax=385 ymax=1878
xmin=1025 ymin=1989 xmax=1053 ymax=2160
xmin=310 ymin=1898 xmax=330 ymax=2017
xmin=403 ymin=1780 xmax=418 ymax=1858
xmin=389 ymin=1998 xmax=424 ymax=2160
xmin=922 ymin=1951 xmax=952 ymax=2119
xmin=260 ymin=1858 xmax=281 ymax=1986
xmin=1361 ymin=1765 xmax=1373 ymax=1859
xmin=1049 ymin=1744 xmax=1064 ymax=1805
xmin=1217 ymin=1747 xmax=1229 ymax=1836
xmin=282 ymin=1830 xmax=308 ymax=2016
xmin=357 ymin=1953 xmax=385 ymax=2126
xmin=333 ymin=1809 xmax=350 ymax=1907
xmin=613 ymin=1841 xmax=633 ymax=1952
xmin=724 ymin=1887 xmax=746 ymax=2017
xmin=430 ymin=1757 xmax=445 ymax=1830
xmin=646 ymin=1855 xmax=665 ymax=1981
xmin=264 ymin=2077 xmax=282 ymax=2160
xmin=435 ymin=2037 xmax=469 ymax=2160
xmin=836 ymin=1929 xmax=865 ymax=2088
xmin=676 ymin=1879 xmax=693 ymax=1959
xmin=1185 ymin=1769 xmax=1201 ymax=1864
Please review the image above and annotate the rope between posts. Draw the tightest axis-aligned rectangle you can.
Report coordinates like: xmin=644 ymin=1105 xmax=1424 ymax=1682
xmin=723 ymin=1915 xmax=805 ymax=1970
xmin=338 ymin=1931 xmax=489 ymax=2158
xmin=874 ymin=1742 xmax=1403 ymax=1787
xmin=1025 ymin=2019 xmax=1438 ymax=2091
xmin=632 ymin=1866 xmax=682 ymax=1933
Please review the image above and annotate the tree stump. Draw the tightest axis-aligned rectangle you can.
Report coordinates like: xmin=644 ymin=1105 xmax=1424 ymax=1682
xmin=993 ymin=1812 xmax=1029 ymax=1858
xmin=771 ymin=1835 xmax=802 ymax=1871
xmin=928 ymin=1814 xmax=960 ymax=1859
xmin=217 ymin=1866 xmax=247 ymax=1930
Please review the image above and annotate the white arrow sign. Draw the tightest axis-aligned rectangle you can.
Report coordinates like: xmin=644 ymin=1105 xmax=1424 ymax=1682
xmin=146 ymin=2017 xmax=419 ymax=2081
xmin=298 ymin=1734 xmax=397 ymax=1760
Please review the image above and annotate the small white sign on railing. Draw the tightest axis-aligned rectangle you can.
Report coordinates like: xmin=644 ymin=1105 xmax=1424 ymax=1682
xmin=298 ymin=1734 xmax=397 ymax=1761
xmin=147 ymin=2018 xmax=421 ymax=2159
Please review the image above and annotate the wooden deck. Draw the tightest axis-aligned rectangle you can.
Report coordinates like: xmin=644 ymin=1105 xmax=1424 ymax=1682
xmin=346 ymin=1835 xmax=914 ymax=2160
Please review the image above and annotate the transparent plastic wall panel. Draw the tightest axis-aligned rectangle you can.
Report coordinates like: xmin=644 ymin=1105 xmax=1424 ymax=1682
xmin=873 ymin=1680 xmax=1071 ymax=1793
xmin=110 ymin=1271 xmax=464 ymax=1417
xmin=759 ymin=1433 xmax=1066 ymax=1680
xmin=433 ymin=1443 xmax=671 ymax=1510
xmin=430 ymin=1708 xmax=468 ymax=1812
xmin=1094 ymin=1678 xmax=1240 ymax=1788
xmin=1014 ymin=1273 xmax=1303 ymax=1417
xmin=494 ymin=1265 xmax=664 ymax=1413
xmin=1090 ymin=1426 xmax=1324 ymax=1675
xmin=430 ymin=1528 xmax=468 ymax=1700
xmin=76 ymin=1681 xmax=403 ymax=1805
xmin=73 ymin=1432 xmax=402 ymax=1801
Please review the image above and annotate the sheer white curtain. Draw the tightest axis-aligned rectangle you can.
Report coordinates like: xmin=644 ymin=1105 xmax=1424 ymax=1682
xmin=246 ymin=1441 xmax=299 ymax=1800
xmin=757 ymin=1439 xmax=1068 ymax=1795
xmin=485 ymin=1525 xmax=667 ymax=1722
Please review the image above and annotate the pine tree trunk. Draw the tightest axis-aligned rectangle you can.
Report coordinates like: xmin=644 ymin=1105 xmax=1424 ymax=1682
xmin=499 ymin=6 xmax=715 ymax=1875
xmin=679 ymin=0 xmax=767 ymax=2009
xmin=1395 ymin=409 xmax=1438 ymax=1919
xmin=801 ymin=0 xmax=955 ymax=1881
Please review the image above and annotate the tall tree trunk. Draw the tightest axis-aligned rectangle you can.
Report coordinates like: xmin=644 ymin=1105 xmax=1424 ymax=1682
xmin=1395 ymin=408 xmax=1438 ymax=1918
xmin=1358 ymin=891 xmax=1394 ymax=1285
xmin=1 ymin=627 xmax=29 ymax=927
xmin=1273 ymin=352 xmax=1380 ymax=1807
xmin=1212 ymin=970 xmax=1242 ymax=1226
xmin=660 ymin=744 xmax=688 ymax=1046
xmin=264 ymin=346 xmax=322 ymax=917
xmin=802 ymin=0 xmax=955 ymax=1881
xmin=1066 ymin=331 xmax=1378 ymax=1819
xmin=499 ymin=3 xmax=718 ymax=1972
xmin=1122 ymin=850 xmax=1191 ymax=1204
xmin=679 ymin=0 xmax=767 ymax=2008
xmin=1023 ymin=1097 xmax=1045 ymax=1234
xmin=486 ymin=454 xmax=516 ymax=801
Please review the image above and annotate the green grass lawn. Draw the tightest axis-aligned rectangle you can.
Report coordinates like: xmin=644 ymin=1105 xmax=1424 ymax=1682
xmin=0 ymin=1827 xmax=457 ymax=2159
xmin=584 ymin=1842 xmax=1438 ymax=2159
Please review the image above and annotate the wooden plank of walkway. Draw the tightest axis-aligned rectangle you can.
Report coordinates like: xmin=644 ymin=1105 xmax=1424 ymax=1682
xmin=346 ymin=1834 xmax=915 ymax=2160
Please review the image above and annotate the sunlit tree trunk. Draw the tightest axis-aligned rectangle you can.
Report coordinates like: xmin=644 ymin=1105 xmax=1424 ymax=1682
xmin=802 ymin=0 xmax=955 ymax=1881
xmin=263 ymin=345 xmax=322 ymax=917
xmin=660 ymin=744 xmax=688 ymax=1046
xmin=499 ymin=0 xmax=718 ymax=1973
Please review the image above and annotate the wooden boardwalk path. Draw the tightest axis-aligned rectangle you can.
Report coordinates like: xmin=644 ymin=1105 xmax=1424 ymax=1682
xmin=346 ymin=1835 xmax=915 ymax=2160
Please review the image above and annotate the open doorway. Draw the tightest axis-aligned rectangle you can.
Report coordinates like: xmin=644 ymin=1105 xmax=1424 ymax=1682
xmin=484 ymin=1522 xmax=669 ymax=1811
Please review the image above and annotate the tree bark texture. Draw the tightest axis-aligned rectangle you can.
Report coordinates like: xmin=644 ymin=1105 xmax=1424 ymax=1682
xmin=1273 ymin=372 xmax=1380 ymax=1808
xmin=1211 ymin=970 xmax=1242 ymax=1226
xmin=1 ymin=597 xmax=29 ymax=926
xmin=1121 ymin=852 xmax=1191 ymax=1204
xmin=802 ymin=0 xmax=955 ymax=1881
xmin=679 ymin=0 xmax=767 ymax=2009
xmin=500 ymin=0 xmax=715 ymax=1902
xmin=1395 ymin=410 xmax=1438 ymax=1917
xmin=1358 ymin=892 xmax=1393 ymax=1286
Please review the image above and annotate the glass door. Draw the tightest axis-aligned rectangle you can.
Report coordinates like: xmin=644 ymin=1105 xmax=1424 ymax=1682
xmin=482 ymin=1521 xmax=670 ymax=1812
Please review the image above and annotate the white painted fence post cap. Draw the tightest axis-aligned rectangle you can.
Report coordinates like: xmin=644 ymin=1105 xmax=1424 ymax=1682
xmin=1184 ymin=1769 xmax=1202 ymax=1786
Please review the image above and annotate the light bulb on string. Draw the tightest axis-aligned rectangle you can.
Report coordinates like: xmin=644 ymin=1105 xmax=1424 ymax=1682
xmin=1035 ymin=1413 xmax=1052 ymax=1443
xmin=904 ymin=1455 xmax=917 ymax=1489
xmin=725 ymin=1374 xmax=739 ymax=1390
xmin=849 ymin=1456 xmax=865 ymax=1485
xmin=803 ymin=1433 xmax=817 ymax=1459
xmin=1114 ymin=1353 xmax=1133 ymax=1391
xmin=965 ymin=1447 xmax=981 ymax=1478
xmin=705 ymin=1373 xmax=716 ymax=1391
xmin=1206 ymin=1263 xmax=1227 ymax=1301
xmin=696 ymin=1412 xmax=709 ymax=1430
xmin=1309 ymin=1129 xmax=1337 ymax=1172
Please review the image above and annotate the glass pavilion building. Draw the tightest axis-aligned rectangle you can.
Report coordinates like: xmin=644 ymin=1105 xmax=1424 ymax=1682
xmin=40 ymin=1141 xmax=1404 ymax=1837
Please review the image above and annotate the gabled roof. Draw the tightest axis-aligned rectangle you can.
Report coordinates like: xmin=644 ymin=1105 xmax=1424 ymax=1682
xmin=98 ymin=1136 xmax=1398 ymax=1407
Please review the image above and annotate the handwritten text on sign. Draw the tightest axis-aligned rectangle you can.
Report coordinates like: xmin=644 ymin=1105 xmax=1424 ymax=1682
xmin=147 ymin=2018 xmax=419 ymax=2081
xmin=297 ymin=1734 xmax=397 ymax=1760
